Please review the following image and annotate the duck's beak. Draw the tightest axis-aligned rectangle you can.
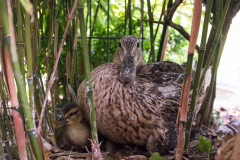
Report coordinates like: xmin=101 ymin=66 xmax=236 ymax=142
xmin=119 ymin=55 xmax=136 ymax=84
xmin=59 ymin=118 xmax=68 ymax=126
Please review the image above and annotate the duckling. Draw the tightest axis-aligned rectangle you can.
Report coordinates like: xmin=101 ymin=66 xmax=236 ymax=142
xmin=52 ymin=103 xmax=91 ymax=152
xmin=77 ymin=35 xmax=208 ymax=153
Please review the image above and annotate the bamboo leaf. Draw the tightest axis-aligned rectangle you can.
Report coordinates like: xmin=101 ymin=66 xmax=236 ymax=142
xmin=174 ymin=15 xmax=181 ymax=25
xmin=68 ymin=84 xmax=77 ymax=103
xmin=198 ymin=135 xmax=211 ymax=154
xmin=19 ymin=0 xmax=33 ymax=17
xmin=150 ymin=152 xmax=166 ymax=160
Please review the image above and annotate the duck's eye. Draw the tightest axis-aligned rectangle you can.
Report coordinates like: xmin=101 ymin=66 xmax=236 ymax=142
xmin=137 ymin=42 xmax=140 ymax=48
xmin=119 ymin=42 xmax=121 ymax=47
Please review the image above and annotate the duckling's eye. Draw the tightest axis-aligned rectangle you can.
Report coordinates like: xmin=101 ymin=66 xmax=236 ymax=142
xmin=137 ymin=42 xmax=140 ymax=48
xmin=119 ymin=42 xmax=121 ymax=47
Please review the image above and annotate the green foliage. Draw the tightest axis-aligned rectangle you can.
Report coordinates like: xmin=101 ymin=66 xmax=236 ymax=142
xmin=150 ymin=152 xmax=166 ymax=160
xmin=198 ymin=135 xmax=211 ymax=154
xmin=165 ymin=29 xmax=189 ymax=64
xmin=37 ymin=0 xmax=192 ymax=100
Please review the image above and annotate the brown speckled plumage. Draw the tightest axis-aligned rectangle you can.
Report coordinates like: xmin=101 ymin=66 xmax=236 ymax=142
xmin=77 ymin=35 xmax=205 ymax=153
xmin=54 ymin=103 xmax=91 ymax=151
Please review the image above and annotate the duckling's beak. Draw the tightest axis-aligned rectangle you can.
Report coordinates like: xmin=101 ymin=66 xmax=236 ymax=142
xmin=59 ymin=118 xmax=68 ymax=126
xmin=119 ymin=55 xmax=136 ymax=84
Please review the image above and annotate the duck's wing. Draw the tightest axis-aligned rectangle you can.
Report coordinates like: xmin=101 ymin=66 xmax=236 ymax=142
xmin=137 ymin=61 xmax=187 ymax=87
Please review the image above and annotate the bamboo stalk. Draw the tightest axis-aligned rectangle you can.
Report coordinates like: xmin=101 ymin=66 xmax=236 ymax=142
xmin=0 ymin=103 xmax=14 ymax=160
xmin=161 ymin=27 xmax=169 ymax=61
xmin=0 ymin=127 xmax=4 ymax=160
xmin=205 ymin=0 xmax=223 ymax=127
xmin=0 ymin=0 xmax=44 ymax=159
xmin=38 ymin=0 xmax=79 ymax=131
xmin=138 ymin=0 xmax=143 ymax=40
xmin=198 ymin=0 xmax=231 ymax=89
xmin=4 ymin=45 xmax=28 ymax=160
xmin=24 ymin=10 xmax=34 ymax=111
xmin=32 ymin=0 xmax=38 ymax=80
xmin=91 ymin=0 xmax=101 ymax=34
xmin=66 ymin=52 xmax=71 ymax=100
xmin=154 ymin=0 xmax=166 ymax=41
xmin=16 ymin=0 xmax=25 ymax=84
xmin=77 ymin=0 xmax=99 ymax=144
xmin=200 ymin=0 xmax=231 ymax=124
xmin=147 ymin=0 xmax=155 ymax=62
xmin=1 ymin=20 xmax=17 ymax=159
xmin=184 ymin=0 xmax=213 ymax=151
xmin=48 ymin=0 xmax=54 ymax=48
xmin=157 ymin=0 xmax=172 ymax=62
xmin=175 ymin=0 xmax=202 ymax=159
xmin=128 ymin=0 xmax=132 ymax=35
xmin=70 ymin=14 xmax=79 ymax=89
xmin=54 ymin=19 xmax=59 ymax=120
xmin=0 ymin=74 xmax=18 ymax=158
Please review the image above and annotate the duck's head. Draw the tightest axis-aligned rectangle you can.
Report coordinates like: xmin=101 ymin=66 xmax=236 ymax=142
xmin=62 ymin=103 xmax=82 ymax=124
xmin=113 ymin=35 xmax=143 ymax=84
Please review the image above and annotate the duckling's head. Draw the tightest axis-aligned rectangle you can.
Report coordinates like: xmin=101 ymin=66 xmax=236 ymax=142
xmin=113 ymin=35 xmax=143 ymax=84
xmin=62 ymin=103 xmax=82 ymax=124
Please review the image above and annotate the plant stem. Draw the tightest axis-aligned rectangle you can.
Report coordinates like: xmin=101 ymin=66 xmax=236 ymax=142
xmin=176 ymin=0 xmax=202 ymax=159
xmin=199 ymin=0 xmax=231 ymax=89
xmin=78 ymin=0 xmax=99 ymax=144
xmin=70 ymin=15 xmax=79 ymax=89
xmin=147 ymin=0 xmax=155 ymax=62
xmin=184 ymin=0 xmax=213 ymax=151
xmin=157 ymin=0 xmax=172 ymax=62
xmin=16 ymin=0 xmax=25 ymax=84
xmin=154 ymin=0 xmax=167 ymax=41
xmin=54 ymin=19 xmax=59 ymax=120
xmin=0 ymin=77 xmax=14 ymax=160
xmin=128 ymin=0 xmax=132 ymax=35
xmin=200 ymin=0 xmax=231 ymax=124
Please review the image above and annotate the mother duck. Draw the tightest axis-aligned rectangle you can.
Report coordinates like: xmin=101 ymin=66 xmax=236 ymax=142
xmin=77 ymin=35 xmax=207 ymax=153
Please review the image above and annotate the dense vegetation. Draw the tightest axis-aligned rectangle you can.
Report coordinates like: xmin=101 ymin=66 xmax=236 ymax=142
xmin=0 ymin=0 xmax=240 ymax=159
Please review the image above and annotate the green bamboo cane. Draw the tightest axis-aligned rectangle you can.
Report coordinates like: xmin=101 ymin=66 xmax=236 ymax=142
xmin=16 ymin=0 xmax=25 ymax=84
xmin=153 ymin=0 xmax=167 ymax=41
xmin=157 ymin=0 xmax=172 ymax=62
xmin=0 ymin=129 xmax=4 ymax=160
xmin=54 ymin=19 xmax=60 ymax=120
xmin=48 ymin=1 xmax=54 ymax=48
xmin=200 ymin=0 xmax=230 ymax=125
xmin=32 ymin=0 xmax=37 ymax=75
xmin=1 ymin=20 xmax=18 ymax=159
xmin=70 ymin=14 xmax=78 ymax=89
xmin=0 ymin=108 xmax=14 ymax=160
xmin=204 ymin=0 xmax=223 ymax=127
xmin=176 ymin=0 xmax=202 ymax=159
xmin=0 ymin=75 xmax=14 ymax=160
xmin=147 ymin=0 xmax=155 ymax=62
xmin=54 ymin=0 xmax=63 ymax=28
xmin=24 ymin=10 xmax=34 ymax=111
xmin=77 ymin=0 xmax=99 ymax=144
xmin=0 ymin=75 xmax=18 ymax=158
xmin=0 ymin=0 xmax=43 ymax=159
xmin=184 ymin=0 xmax=213 ymax=150
xmin=128 ymin=0 xmax=132 ymax=35
xmin=198 ymin=0 xmax=231 ymax=89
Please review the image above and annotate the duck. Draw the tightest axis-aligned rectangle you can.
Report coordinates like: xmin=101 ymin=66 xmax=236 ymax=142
xmin=77 ymin=35 xmax=208 ymax=153
xmin=50 ymin=103 xmax=91 ymax=152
